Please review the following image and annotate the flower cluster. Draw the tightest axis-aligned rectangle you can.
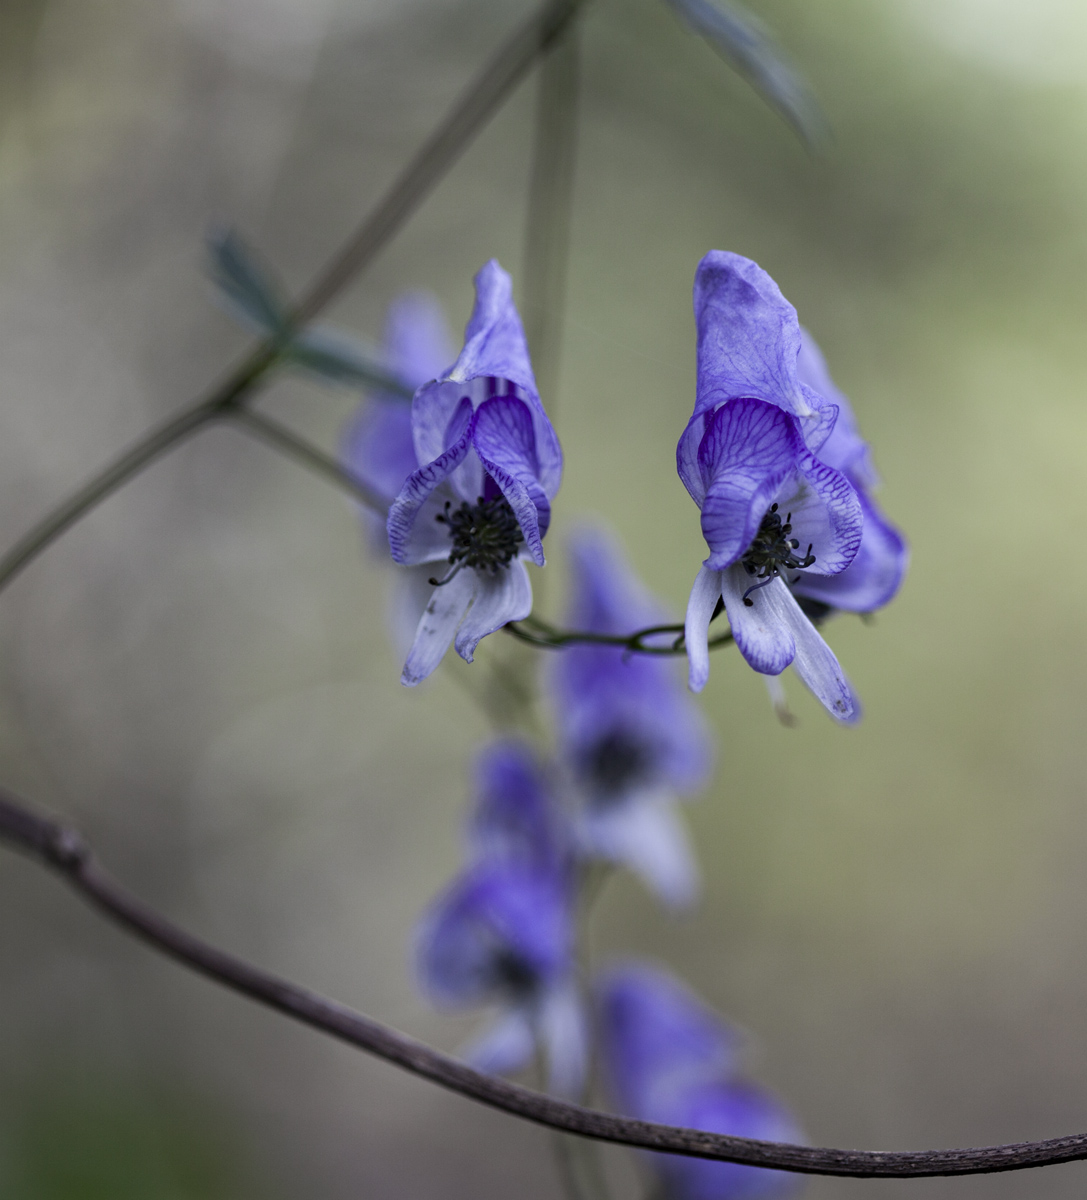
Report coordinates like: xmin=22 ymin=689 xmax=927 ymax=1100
xmin=341 ymin=249 xmax=905 ymax=1196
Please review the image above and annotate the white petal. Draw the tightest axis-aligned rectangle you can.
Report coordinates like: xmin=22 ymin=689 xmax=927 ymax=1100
xmin=454 ymin=560 xmax=532 ymax=663
xmin=580 ymin=790 xmax=699 ymax=908
xmin=776 ymin=591 xmax=860 ymax=723
xmin=720 ymin=565 xmax=795 ymax=675
xmin=401 ymin=570 xmax=477 ymax=686
xmin=684 ymin=565 xmax=723 ymax=692
xmin=536 ymin=980 xmax=589 ymax=1098
xmin=461 ymin=1007 xmax=535 ymax=1078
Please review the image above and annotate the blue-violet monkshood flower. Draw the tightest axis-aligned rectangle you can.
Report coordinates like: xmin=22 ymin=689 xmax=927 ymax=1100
xmin=416 ymin=739 xmax=586 ymax=1096
xmin=387 ymin=261 xmax=563 ymax=687
xmin=678 ymin=251 xmax=864 ymax=722
xmin=598 ymin=962 xmax=804 ymax=1200
xmin=549 ymin=525 xmax=714 ymax=907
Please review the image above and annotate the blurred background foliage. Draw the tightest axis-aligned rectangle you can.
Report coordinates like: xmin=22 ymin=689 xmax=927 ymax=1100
xmin=3 ymin=0 xmax=1087 ymax=1196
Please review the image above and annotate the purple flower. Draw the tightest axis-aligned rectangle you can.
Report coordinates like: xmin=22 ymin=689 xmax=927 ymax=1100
xmin=678 ymin=252 xmax=864 ymax=722
xmin=387 ymin=261 xmax=563 ymax=687
xmin=416 ymin=739 xmax=585 ymax=1094
xmin=549 ymin=526 xmax=714 ymax=906
xmin=598 ymin=963 xmax=804 ymax=1200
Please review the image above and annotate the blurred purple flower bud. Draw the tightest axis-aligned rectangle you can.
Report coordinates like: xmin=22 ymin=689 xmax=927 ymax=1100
xmin=549 ymin=526 xmax=713 ymax=905
xmin=598 ymin=963 xmax=804 ymax=1200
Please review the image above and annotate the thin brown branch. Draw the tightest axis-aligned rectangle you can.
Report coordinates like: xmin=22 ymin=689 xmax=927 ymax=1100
xmin=3 ymin=787 xmax=1087 ymax=1180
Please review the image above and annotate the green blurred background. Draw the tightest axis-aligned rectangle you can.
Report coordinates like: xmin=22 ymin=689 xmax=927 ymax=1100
xmin=4 ymin=0 xmax=1087 ymax=1195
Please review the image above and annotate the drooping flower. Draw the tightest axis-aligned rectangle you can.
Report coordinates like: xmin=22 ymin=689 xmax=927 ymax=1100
xmin=678 ymin=251 xmax=864 ymax=722
xmin=598 ymin=963 xmax=804 ymax=1200
xmin=387 ymin=261 xmax=563 ymax=686
xmin=416 ymin=739 xmax=585 ymax=1095
xmin=548 ymin=526 xmax=713 ymax=906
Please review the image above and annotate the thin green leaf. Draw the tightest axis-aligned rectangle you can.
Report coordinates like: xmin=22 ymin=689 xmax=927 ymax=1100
xmin=206 ymin=228 xmax=289 ymax=336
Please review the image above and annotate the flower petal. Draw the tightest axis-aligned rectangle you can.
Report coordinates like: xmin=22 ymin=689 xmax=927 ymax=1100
xmin=779 ymin=451 xmax=862 ymax=576
xmin=450 ymin=260 xmax=539 ymax=397
xmin=792 ymin=490 xmax=908 ymax=612
xmin=454 ymin=560 xmax=533 ymax=663
xmin=401 ymin=569 xmax=477 ymax=686
xmin=580 ymin=790 xmax=699 ymax=908
xmin=676 ymin=411 xmax=711 ymax=506
xmin=538 ymin=979 xmax=589 ymax=1098
xmin=771 ymin=585 xmax=860 ymax=722
xmin=470 ymin=739 xmax=565 ymax=871
xmin=462 ymin=1008 xmax=536 ymax=1079
xmin=387 ymin=425 xmax=472 ymax=564
xmin=697 ymin=399 xmax=800 ymax=568
xmin=719 ymin=566 xmax=795 ymax=675
xmin=796 ymin=328 xmax=878 ymax=485
xmin=472 ymin=396 xmax=551 ymax=563
xmin=693 ymin=251 xmax=809 ymax=421
xmin=684 ymin=565 xmax=723 ymax=692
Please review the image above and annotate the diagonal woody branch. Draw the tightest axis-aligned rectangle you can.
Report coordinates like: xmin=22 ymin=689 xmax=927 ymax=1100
xmin=2 ymin=785 xmax=1087 ymax=1181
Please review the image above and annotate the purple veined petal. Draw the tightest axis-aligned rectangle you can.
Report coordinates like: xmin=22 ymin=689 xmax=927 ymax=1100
xmin=684 ymin=565 xmax=724 ymax=693
xmin=772 ymin=586 xmax=860 ymax=723
xmin=793 ymin=489 xmax=908 ymax=612
xmin=411 ymin=381 xmax=475 ymax=469
xmin=385 ymin=485 xmax=453 ymax=566
xmin=579 ymin=788 xmax=699 ymax=908
xmin=719 ymin=567 xmax=796 ymax=676
xmin=677 ymin=411 xmax=712 ymax=505
xmin=401 ymin=569 xmax=477 ymax=687
xmin=692 ymin=252 xmax=810 ymax=422
xmin=470 ymin=739 xmax=566 ymax=872
xmin=537 ymin=978 xmax=589 ymax=1098
xmin=796 ymin=383 xmax=838 ymax=455
xmin=384 ymin=291 xmax=456 ymax=391
xmin=453 ymin=559 xmax=533 ymax=663
xmin=461 ymin=1006 xmax=536 ymax=1079
xmin=776 ymin=452 xmax=862 ymax=577
xmin=472 ymin=396 xmax=552 ymax=561
xmin=450 ymin=260 xmax=539 ymax=398
xmin=387 ymin=428 xmax=473 ymax=564
xmin=650 ymin=1080 xmax=805 ymax=1200
xmin=597 ymin=963 xmax=745 ymax=1110
xmin=697 ymin=399 xmax=801 ymax=569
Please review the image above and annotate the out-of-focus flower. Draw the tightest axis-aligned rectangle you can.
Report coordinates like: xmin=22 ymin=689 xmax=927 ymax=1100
xmin=341 ymin=292 xmax=454 ymax=527
xmin=598 ymin=963 xmax=803 ymax=1200
xmin=549 ymin=526 xmax=713 ymax=906
xmin=678 ymin=251 xmax=863 ymax=723
xmin=387 ymin=261 xmax=563 ymax=686
xmin=416 ymin=739 xmax=585 ymax=1095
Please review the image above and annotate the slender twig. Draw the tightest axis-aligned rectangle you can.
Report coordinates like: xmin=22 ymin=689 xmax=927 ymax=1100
xmin=4 ymin=786 xmax=1087 ymax=1180
xmin=229 ymin=408 xmax=389 ymax=516
xmin=293 ymin=0 xmax=589 ymax=324
xmin=505 ymin=619 xmax=735 ymax=656
xmin=522 ymin=15 xmax=581 ymax=408
xmin=0 ymin=0 xmax=588 ymax=599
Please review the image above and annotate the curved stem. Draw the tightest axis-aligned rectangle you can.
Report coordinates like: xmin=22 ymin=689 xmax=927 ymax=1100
xmin=505 ymin=619 xmax=735 ymax=657
xmin=229 ymin=408 xmax=389 ymax=516
xmin=3 ymin=786 xmax=1087 ymax=1180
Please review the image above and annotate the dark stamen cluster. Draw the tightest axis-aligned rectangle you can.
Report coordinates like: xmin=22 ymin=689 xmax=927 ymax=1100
xmin=430 ymin=495 xmax=524 ymax=586
xmin=580 ymin=729 xmax=651 ymax=801
xmin=740 ymin=503 xmax=815 ymax=607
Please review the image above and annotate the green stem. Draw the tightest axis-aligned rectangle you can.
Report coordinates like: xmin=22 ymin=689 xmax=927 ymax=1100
xmin=229 ymin=408 xmax=388 ymax=515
